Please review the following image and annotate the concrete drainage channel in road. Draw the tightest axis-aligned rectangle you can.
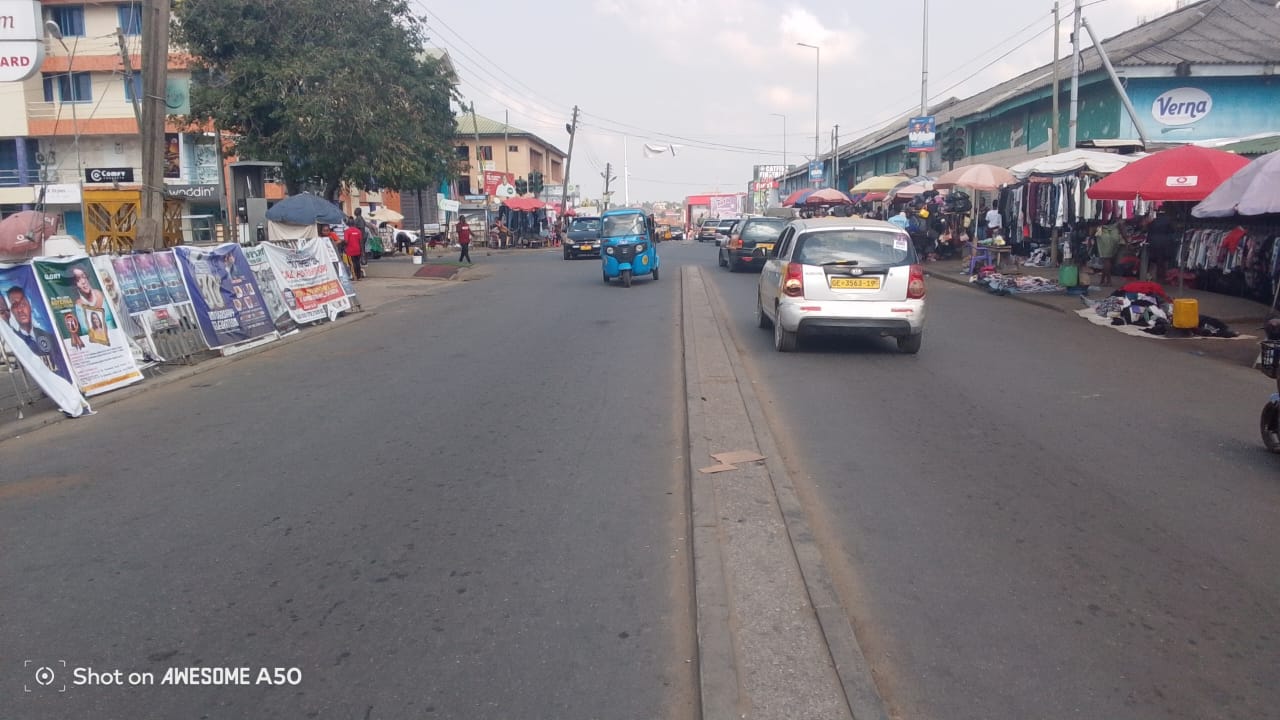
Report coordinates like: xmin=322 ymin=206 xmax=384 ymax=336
xmin=680 ymin=266 xmax=889 ymax=720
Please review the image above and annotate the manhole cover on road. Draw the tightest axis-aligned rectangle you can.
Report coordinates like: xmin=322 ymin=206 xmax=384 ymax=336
xmin=413 ymin=264 xmax=462 ymax=279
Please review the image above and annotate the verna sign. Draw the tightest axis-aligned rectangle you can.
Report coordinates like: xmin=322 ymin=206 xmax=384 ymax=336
xmin=1151 ymin=87 xmax=1213 ymax=126
xmin=0 ymin=1 xmax=44 ymax=82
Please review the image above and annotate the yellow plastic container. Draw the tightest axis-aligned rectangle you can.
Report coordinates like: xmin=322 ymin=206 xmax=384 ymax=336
xmin=1172 ymin=298 xmax=1199 ymax=329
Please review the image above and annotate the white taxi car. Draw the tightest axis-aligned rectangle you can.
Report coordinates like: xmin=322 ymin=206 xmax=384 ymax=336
xmin=756 ymin=217 xmax=926 ymax=353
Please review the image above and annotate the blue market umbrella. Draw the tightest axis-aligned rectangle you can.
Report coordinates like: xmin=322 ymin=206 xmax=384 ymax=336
xmin=265 ymin=192 xmax=345 ymax=225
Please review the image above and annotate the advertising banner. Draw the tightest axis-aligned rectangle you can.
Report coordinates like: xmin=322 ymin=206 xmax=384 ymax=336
xmin=260 ymin=238 xmax=352 ymax=324
xmin=91 ymin=255 xmax=147 ymax=342
xmin=483 ymin=171 xmax=514 ymax=195
xmin=242 ymin=244 xmax=299 ymax=334
xmin=173 ymin=244 xmax=277 ymax=349
xmin=0 ymin=262 xmax=72 ymax=383
xmin=709 ymin=195 xmax=740 ymax=216
xmin=31 ymin=256 xmax=144 ymax=396
xmin=908 ymin=116 xmax=937 ymax=152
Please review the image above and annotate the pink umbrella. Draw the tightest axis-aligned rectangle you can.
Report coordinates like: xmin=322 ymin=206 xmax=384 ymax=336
xmin=0 ymin=210 xmax=60 ymax=260
xmin=799 ymin=188 xmax=854 ymax=205
xmin=933 ymin=163 xmax=1016 ymax=191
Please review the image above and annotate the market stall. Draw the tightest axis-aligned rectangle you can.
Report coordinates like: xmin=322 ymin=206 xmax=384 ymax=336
xmin=1005 ymin=149 xmax=1146 ymax=268
xmin=1186 ymin=149 xmax=1280 ymax=309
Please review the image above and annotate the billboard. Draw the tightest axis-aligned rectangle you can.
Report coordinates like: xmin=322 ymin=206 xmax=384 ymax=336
xmin=908 ymin=116 xmax=936 ymax=152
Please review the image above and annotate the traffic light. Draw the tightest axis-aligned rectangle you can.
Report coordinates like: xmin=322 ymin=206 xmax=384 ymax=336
xmin=942 ymin=125 xmax=967 ymax=169
xmin=529 ymin=171 xmax=544 ymax=196
xmin=901 ymin=147 xmax=919 ymax=172
xmin=515 ymin=176 xmax=528 ymax=195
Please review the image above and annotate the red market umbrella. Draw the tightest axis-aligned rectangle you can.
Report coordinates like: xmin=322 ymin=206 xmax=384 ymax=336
xmin=799 ymin=188 xmax=854 ymax=205
xmin=503 ymin=196 xmax=546 ymax=211
xmin=0 ymin=210 xmax=59 ymax=259
xmin=1085 ymin=144 xmax=1250 ymax=202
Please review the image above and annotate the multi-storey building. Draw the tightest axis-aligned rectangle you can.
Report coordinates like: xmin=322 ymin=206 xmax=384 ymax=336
xmin=4 ymin=1 xmax=246 ymax=252
xmin=452 ymin=114 xmax=566 ymax=199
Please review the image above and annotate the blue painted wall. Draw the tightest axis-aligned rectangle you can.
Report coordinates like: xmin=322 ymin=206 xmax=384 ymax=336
xmin=1121 ymin=76 xmax=1280 ymax=141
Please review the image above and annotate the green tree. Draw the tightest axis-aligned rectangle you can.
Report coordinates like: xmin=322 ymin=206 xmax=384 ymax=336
xmin=173 ymin=0 xmax=457 ymax=201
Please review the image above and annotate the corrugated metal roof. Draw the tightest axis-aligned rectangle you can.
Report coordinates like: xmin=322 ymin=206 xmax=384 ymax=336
xmin=1217 ymin=133 xmax=1280 ymax=155
xmin=826 ymin=0 xmax=1280 ymax=169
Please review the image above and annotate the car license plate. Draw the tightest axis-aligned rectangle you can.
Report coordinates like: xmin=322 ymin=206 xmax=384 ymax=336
xmin=830 ymin=277 xmax=881 ymax=289
xmin=580 ymin=245 xmax=593 ymax=250
xmin=756 ymin=244 xmax=773 ymax=253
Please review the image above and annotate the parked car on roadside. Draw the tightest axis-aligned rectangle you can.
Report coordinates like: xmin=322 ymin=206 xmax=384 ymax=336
xmin=564 ymin=216 xmax=603 ymax=259
xmin=718 ymin=216 xmax=786 ymax=272
xmin=756 ymin=217 xmax=926 ymax=354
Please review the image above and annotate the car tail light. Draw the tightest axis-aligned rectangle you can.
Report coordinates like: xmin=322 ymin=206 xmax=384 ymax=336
xmin=782 ymin=262 xmax=804 ymax=297
xmin=907 ymin=264 xmax=926 ymax=299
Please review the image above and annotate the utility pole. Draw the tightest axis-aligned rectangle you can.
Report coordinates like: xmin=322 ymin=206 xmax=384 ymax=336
xmin=622 ymin=135 xmax=630 ymax=206
xmin=504 ymin=109 xmax=510 ymax=177
xmin=136 ymin=0 xmax=170 ymax=252
xmin=601 ymin=163 xmax=615 ymax=211
xmin=1051 ymin=1 xmax=1061 ymax=155
xmin=469 ymin=102 xmax=489 ymax=244
xmin=560 ymin=105 xmax=579 ymax=220
xmin=1068 ymin=0 xmax=1082 ymax=150
xmin=116 ymin=30 xmax=142 ymax=140
xmin=832 ymin=124 xmax=840 ymax=190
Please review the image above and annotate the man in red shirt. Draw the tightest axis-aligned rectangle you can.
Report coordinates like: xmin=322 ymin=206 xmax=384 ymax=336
xmin=343 ymin=218 xmax=365 ymax=279
xmin=456 ymin=220 xmax=472 ymax=264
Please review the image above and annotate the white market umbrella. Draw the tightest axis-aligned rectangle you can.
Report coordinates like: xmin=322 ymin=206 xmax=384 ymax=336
xmin=1192 ymin=149 xmax=1280 ymax=217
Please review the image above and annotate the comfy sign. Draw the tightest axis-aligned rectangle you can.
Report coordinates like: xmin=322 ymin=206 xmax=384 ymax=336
xmin=1151 ymin=87 xmax=1213 ymax=126
xmin=0 ymin=1 xmax=44 ymax=83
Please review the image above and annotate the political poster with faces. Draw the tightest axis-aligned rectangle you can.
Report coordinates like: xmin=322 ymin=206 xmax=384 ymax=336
xmin=172 ymin=244 xmax=277 ymax=349
xmin=31 ymin=256 xmax=144 ymax=396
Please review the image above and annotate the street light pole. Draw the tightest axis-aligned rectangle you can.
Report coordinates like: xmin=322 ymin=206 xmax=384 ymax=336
xmin=918 ymin=0 xmax=930 ymax=176
xmin=797 ymin=43 xmax=819 ymax=186
xmin=770 ymin=113 xmax=787 ymax=172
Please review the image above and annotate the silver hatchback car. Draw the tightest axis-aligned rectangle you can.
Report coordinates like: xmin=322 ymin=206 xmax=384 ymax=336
xmin=756 ymin=217 xmax=926 ymax=353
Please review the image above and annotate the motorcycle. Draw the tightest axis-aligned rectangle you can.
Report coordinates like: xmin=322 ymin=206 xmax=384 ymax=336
xmin=1259 ymin=319 xmax=1280 ymax=451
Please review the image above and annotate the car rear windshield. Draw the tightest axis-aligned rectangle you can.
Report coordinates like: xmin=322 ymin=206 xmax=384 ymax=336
xmin=794 ymin=229 xmax=915 ymax=266
xmin=741 ymin=219 xmax=785 ymax=242
xmin=601 ymin=214 xmax=647 ymax=237
xmin=570 ymin=218 xmax=600 ymax=232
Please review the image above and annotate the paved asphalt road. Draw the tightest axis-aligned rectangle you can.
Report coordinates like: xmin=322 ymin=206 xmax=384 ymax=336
xmin=5 ymin=240 xmax=1278 ymax=720
xmin=697 ymin=241 xmax=1280 ymax=720
xmin=1 ymin=249 xmax=695 ymax=720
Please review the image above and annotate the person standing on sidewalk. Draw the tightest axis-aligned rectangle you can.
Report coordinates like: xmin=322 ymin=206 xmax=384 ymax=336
xmin=456 ymin=220 xmax=472 ymax=264
xmin=343 ymin=218 xmax=365 ymax=280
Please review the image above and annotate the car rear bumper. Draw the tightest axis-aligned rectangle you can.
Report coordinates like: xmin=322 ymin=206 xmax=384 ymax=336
xmin=726 ymin=249 xmax=769 ymax=267
xmin=778 ymin=299 xmax=925 ymax=337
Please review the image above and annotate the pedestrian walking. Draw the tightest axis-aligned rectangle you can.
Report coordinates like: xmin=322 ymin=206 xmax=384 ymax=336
xmin=343 ymin=218 xmax=365 ymax=279
xmin=456 ymin=220 xmax=472 ymax=264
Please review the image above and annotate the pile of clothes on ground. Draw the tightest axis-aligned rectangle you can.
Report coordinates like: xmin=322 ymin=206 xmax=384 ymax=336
xmin=1084 ymin=281 xmax=1239 ymax=337
xmin=972 ymin=269 xmax=1065 ymax=295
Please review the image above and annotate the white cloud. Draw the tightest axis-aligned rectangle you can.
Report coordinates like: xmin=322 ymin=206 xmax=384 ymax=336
xmin=759 ymin=85 xmax=803 ymax=111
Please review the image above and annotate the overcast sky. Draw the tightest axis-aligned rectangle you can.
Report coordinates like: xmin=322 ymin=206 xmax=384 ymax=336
xmin=414 ymin=0 xmax=1184 ymax=203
